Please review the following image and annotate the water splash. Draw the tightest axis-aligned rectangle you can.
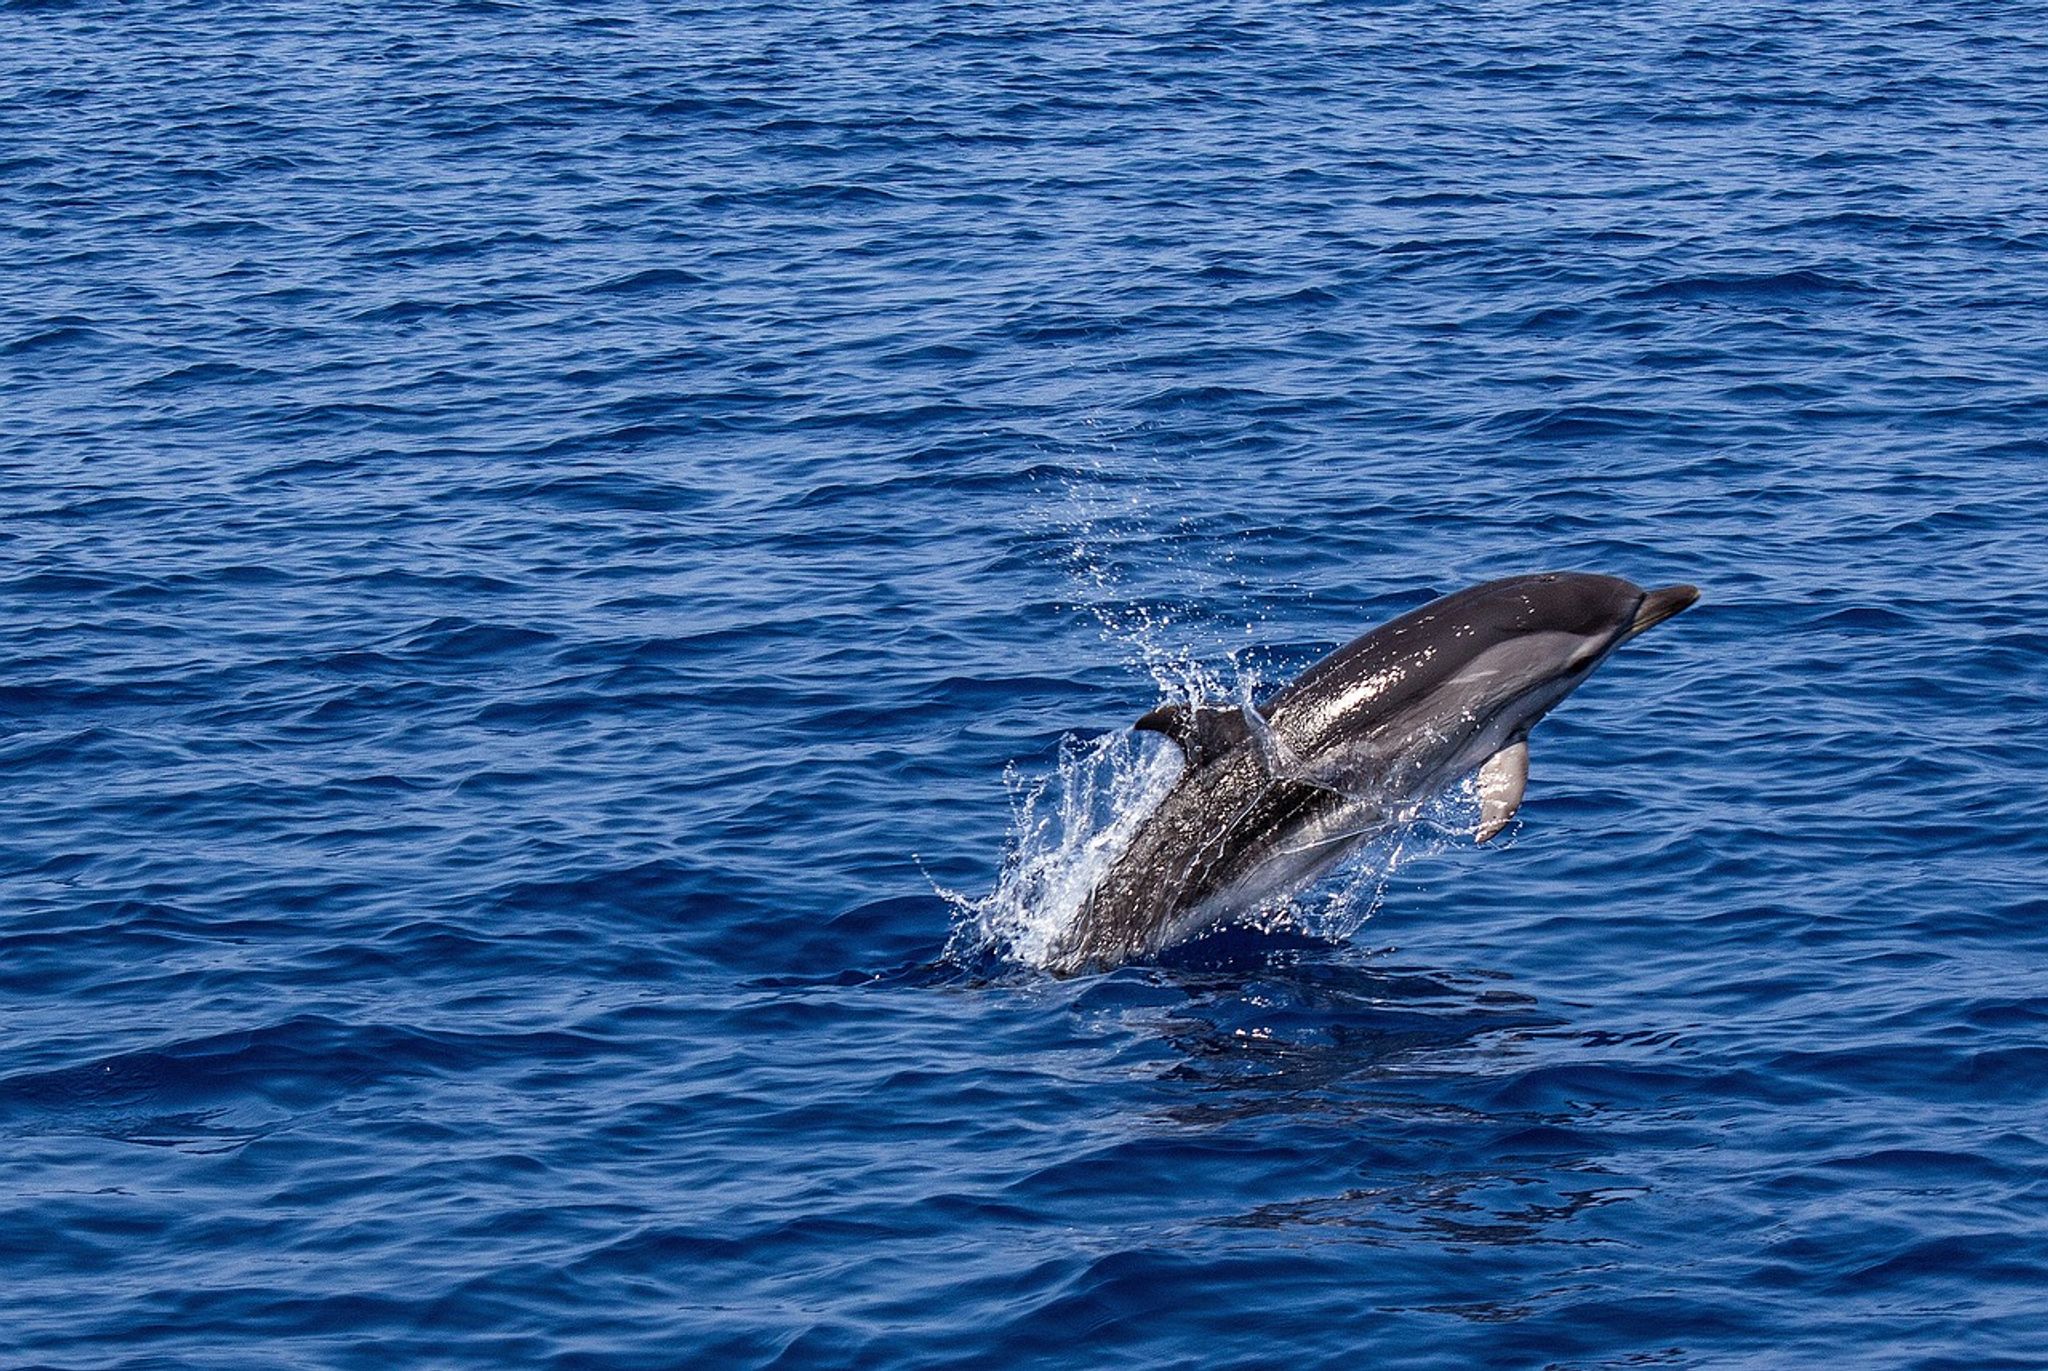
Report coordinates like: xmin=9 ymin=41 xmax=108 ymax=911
xmin=1050 ymin=459 xmax=1278 ymax=703
xmin=1288 ymin=772 xmax=1487 ymax=947
xmin=941 ymin=727 xmax=1184 ymax=968
xmin=944 ymin=463 xmax=1486 ymax=972
xmin=944 ymin=730 xmax=1490 ymax=971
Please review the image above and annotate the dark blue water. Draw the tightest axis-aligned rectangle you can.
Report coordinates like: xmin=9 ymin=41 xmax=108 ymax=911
xmin=7 ymin=3 xmax=2048 ymax=1366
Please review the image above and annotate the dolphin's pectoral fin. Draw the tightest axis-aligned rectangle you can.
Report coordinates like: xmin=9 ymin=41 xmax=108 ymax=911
xmin=1475 ymin=740 xmax=1529 ymax=843
xmin=1134 ymin=702 xmax=1255 ymax=769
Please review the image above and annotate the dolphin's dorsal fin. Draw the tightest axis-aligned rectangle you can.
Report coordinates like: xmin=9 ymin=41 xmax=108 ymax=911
xmin=1475 ymin=740 xmax=1528 ymax=843
xmin=1133 ymin=702 xmax=1255 ymax=769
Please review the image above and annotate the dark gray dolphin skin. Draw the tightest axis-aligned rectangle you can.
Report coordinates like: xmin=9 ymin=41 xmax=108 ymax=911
xmin=1046 ymin=572 xmax=1700 ymax=976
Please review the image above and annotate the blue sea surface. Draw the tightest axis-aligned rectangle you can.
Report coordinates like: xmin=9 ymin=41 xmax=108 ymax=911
xmin=6 ymin=2 xmax=2048 ymax=1367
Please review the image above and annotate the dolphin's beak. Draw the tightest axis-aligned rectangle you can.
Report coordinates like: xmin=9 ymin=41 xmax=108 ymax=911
xmin=1624 ymin=583 xmax=1700 ymax=640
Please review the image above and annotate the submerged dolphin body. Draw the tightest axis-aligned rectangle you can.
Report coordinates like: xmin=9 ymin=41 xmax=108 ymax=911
xmin=1047 ymin=572 xmax=1699 ymax=976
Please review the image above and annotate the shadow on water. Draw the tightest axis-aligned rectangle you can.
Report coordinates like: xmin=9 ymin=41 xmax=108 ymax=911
xmin=1090 ymin=933 xmax=1565 ymax=1113
xmin=750 ymin=918 xmax=1668 ymax=1328
xmin=1066 ymin=935 xmax=1662 ymax=1273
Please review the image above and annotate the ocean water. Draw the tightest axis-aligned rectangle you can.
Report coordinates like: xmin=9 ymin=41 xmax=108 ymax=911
xmin=6 ymin=2 xmax=2048 ymax=1366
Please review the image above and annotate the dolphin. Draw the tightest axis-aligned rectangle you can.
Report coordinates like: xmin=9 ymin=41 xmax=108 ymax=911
xmin=1046 ymin=572 xmax=1699 ymax=975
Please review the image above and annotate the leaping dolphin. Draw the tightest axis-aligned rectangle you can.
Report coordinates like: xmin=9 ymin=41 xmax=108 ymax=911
xmin=1046 ymin=572 xmax=1699 ymax=975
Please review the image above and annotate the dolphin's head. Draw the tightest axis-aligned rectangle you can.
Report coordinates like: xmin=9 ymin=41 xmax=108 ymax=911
xmin=1465 ymin=572 xmax=1698 ymax=658
xmin=1266 ymin=571 xmax=1699 ymax=750
xmin=1484 ymin=572 xmax=1696 ymax=641
xmin=1620 ymin=579 xmax=1701 ymax=641
xmin=1432 ymin=572 xmax=1700 ymax=727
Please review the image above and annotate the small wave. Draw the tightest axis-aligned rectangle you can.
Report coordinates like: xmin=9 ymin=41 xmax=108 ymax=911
xmin=1622 ymin=268 xmax=1876 ymax=303
xmin=588 ymin=266 xmax=709 ymax=295
xmin=3 ymin=321 xmax=108 ymax=355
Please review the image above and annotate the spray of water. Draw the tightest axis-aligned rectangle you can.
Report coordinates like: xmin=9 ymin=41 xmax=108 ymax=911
xmin=1287 ymin=772 xmax=1488 ymax=946
xmin=942 ymin=726 xmax=1493 ymax=970
xmin=943 ymin=465 xmax=1497 ymax=973
xmin=940 ymin=728 xmax=1183 ymax=968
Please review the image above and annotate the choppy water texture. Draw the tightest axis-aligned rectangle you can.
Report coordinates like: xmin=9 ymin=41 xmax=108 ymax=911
xmin=7 ymin=2 xmax=2048 ymax=1367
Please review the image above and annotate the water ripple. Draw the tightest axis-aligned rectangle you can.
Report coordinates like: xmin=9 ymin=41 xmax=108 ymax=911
xmin=5 ymin=1 xmax=2048 ymax=1367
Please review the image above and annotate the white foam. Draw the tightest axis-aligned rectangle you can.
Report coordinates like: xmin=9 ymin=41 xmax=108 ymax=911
xmin=941 ymin=727 xmax=1184 ymax=968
